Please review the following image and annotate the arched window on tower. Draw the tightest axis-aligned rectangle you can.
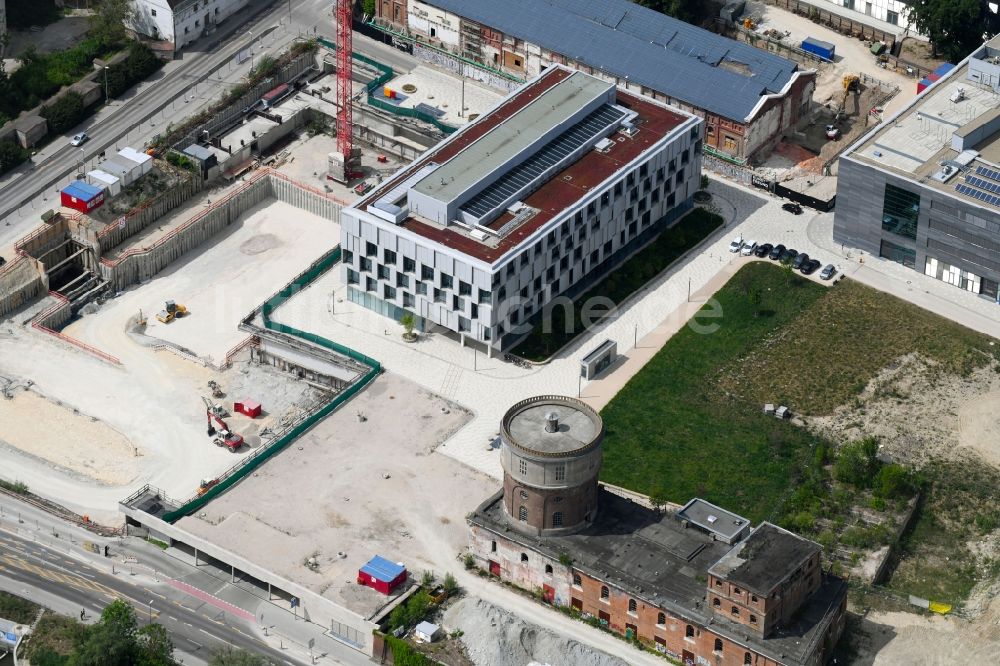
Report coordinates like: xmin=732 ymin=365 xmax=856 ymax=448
xmin=518 ymin=506 xmax=527 ymax=522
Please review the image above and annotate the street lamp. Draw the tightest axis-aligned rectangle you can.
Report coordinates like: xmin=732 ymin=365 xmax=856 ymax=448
xmin=103 ymin=66 xmax=110 ymax=103
xmin=78 ymin=148 xmax=85 ymax=175
xmin=147 ymin=600 xmax=153 ymax=623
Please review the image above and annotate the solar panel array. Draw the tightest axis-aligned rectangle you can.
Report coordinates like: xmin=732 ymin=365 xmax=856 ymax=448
xmin=966 ymin=175 xmax=1000 ymax=194
xmin=955 ymin=183 xmax=1000 ymax=207
xmin=460 ymin=104 xmax=627 ymax=220
xmin=976 ymin=165 xmax=1000 ymax=183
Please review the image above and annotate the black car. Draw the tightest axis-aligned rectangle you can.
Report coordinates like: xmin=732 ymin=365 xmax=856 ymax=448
xmin=782 ymin=202 xmax=803 ymax=215
xmin=769 ymin=244 xmax=785 ymax=260
xmin=754 ymin=243 xmax=772 ymax=257
xmin=800 ymin=259 xmax=821 ymax=275
xmin=780 ymin=248 xmax=798 ymax=264
xmin=792 ymin=252 xmax=810 ymax=270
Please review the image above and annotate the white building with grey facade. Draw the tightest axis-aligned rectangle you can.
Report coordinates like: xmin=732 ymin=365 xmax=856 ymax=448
xmin=340 ymin=65 xmax=702 ymax=353
xmin=835 ymin=35 xmax=1000 ymax=303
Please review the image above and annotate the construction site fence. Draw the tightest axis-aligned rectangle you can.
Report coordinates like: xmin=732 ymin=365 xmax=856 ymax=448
xmin=30 ymin=292 xmax=122 ymax=365
xmin=761 ymin=0 xmax=899 ymax=50
xmin=162 ymin=246 xmax=381 ymax=523
xmin=268 ymin=169 xmax=346 ymax=222
xmin=0 ymin=255 xmax=45 ymax=320
xmin=316 ymin=36 xmax=458 ymax=135
xmin=99 ymin=172 xmax=272 ymax=291
xmin=97 ymin=167 xmax=204 ymax=251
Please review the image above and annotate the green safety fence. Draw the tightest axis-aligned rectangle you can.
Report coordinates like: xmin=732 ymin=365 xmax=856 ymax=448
xmin=317 ymin=37 xmax=457 ymax=134
xmin=162 ymin=247 xmax=382 ymax=523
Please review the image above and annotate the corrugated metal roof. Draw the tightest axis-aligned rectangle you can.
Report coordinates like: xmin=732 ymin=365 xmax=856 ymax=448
xmin=423 ymin=0 xmax=800 ymax=121
xmin=62 ymin=180 xmax=102 ymax=200
xmin=359 ymin=555 xmax=405 ymax=582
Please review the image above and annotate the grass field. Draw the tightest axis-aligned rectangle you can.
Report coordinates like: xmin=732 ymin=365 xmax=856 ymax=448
xmin=599 ymin=261 xmax=829 ymax=522
xmin=515 ymin=207 xmax=723 ymax=361
xmin=716 ymin=278 xmax=996 ymax=415
xmin=0 ymin=590 xmax=41 ymax=624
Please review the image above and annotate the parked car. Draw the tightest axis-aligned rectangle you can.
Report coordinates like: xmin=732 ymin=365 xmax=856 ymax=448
xmin=70 ymin=132 xmax=89 ymax=147
xmin=782 ymin=202 xmax=803 ymax=215
xmin=800 ymin=259 xmax=821 ymax=275
xmin=728 ymin=235 xmax=744 ymax=253
xmin=820 ymin=264 xmax=837 ymax=280
xmin=769 ymin=244 xmax=785 ymax=260
xmin=754 ymin=243 xmax=773 ymax=258
xmin=741 ymin=240 xmax=758 ymax=256
xmin=780 ymin=248 xmax=798 ymax=264
xmin=792 ymin=252 xmax=810 ymax=270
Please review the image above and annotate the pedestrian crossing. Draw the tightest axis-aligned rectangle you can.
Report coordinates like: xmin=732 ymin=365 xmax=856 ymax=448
xmin=0 ymin=552 xmax=118 ymax=598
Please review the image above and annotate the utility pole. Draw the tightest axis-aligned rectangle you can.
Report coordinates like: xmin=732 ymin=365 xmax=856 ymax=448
xmin=103 ymin=66 xmax=110 ymax=103
xmin=460 ymin=77 xmax=465 ymax=118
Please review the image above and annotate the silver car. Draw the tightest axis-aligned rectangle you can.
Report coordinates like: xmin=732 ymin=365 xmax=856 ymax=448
xmin=820 ymin=264 xmax=837 ymax=280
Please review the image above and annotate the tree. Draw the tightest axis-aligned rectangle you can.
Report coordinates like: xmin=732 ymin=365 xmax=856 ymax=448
xmin=400 ymin=312 xmax=416 ymax=339
xmin=0 ymin=139 xmax=29 ymax=174
xmin=636 ymin=0 xmax=713 ymax=26
xmin=649 ymin=487 xmax=670 ymax=513
xmin=361 ymin=0 xmax=377 ymax=17
xmin=907 ymin=0 xmax=1000 ymax=62
xmin=136 ymin=623 xmax=175 ymax=666
xmin=209 ymin=647 xmax=268 ymax=666
xmin=90 ymin=0 xmax=134 ymax=50
xmin=40 ymin=92 xmax=86 ymax=134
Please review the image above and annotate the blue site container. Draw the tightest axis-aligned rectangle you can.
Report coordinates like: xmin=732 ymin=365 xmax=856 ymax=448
xmin=801 ymin=37 xmax=835 ymax=61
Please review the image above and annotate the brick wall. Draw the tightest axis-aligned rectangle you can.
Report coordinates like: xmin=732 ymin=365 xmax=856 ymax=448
xmin=501 ymin=473 xmax=597 ymax=535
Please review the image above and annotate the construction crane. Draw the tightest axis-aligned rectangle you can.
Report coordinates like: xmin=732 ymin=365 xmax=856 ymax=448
xmin=333 ymin=0 xmax=360 ymax=182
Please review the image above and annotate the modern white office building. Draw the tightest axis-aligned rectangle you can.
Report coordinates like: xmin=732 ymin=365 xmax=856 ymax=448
xmin=340 ymin=65 xmax=702 ymax=353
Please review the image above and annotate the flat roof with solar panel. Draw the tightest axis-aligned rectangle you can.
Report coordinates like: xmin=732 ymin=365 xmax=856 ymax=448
xmin=353 ymin=65 xmax=689 ymax=264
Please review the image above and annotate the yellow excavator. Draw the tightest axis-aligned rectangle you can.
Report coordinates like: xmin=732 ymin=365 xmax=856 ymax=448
xmin=156 ymin=300 xmax=188 ymax=324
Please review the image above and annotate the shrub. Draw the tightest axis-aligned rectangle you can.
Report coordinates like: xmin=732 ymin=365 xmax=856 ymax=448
xmin=0 ymin=141 xmax=29 ymax=175
xmin=874 ymin=464 xmax=916 ymax=499
xmin=442 ymin=572 xmax=458 ymax=597
xmin=40 ymin=92 xmax=86 ymax=134
xmin=462 ymin=552 xmax=475 ymax=570
xmin=834 ymin=437 xmax=881 ymax=489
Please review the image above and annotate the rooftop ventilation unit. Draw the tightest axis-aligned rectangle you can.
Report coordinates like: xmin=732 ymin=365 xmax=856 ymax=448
xmin=594 ymin=137 xmax=614 ymax=153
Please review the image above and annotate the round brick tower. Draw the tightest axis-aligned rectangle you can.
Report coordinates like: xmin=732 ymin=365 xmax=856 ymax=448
xmin=500 ymin=395 xmax=604 ymax=536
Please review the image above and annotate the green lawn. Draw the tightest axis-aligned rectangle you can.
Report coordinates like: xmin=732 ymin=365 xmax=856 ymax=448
xmin=515 ymin=207 xmax=723 ymax=361
xmin=600 ymin=262 xmax=830 ymax=522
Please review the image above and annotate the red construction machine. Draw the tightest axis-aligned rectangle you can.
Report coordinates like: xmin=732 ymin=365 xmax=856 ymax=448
xmin=202 ymin=397 xmax=243 ymax=452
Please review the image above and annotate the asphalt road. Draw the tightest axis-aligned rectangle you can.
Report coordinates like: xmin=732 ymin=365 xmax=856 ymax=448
xmin=0 ymin=530 xmax=302 ymax=665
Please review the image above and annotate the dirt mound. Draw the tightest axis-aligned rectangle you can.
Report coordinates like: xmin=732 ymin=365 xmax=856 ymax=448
xmin=444 ymin=598 xmax=628 ymax=666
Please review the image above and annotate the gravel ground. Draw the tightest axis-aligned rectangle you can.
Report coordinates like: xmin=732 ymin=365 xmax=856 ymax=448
xmin=443 ymin=598 xmax=629 ymax=666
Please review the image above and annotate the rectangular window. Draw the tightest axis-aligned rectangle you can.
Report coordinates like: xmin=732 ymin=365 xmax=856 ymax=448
xmin=441 ymin=273 xmax=453 ymax=289
xmin=403 ymin=257 xmax=416 ymax=272
xmin=478 ymin=289 xmax=491 ymax=304
xmin=342 ymin=249 xmax=353 ymax=265
xmin=881 ymin=183 xmax=920 ymax=240
xmin=397 ymin=273 xmax=410 ymax=288
xmin=360 ymin=257 xmax=372 ymax=272
xmin=377 ymin=265 xmax=391 ymax=280
xmin=879 ymin=238 xmax=916 ymax=268
xmin=434 ymin=288 xmax=446 ymax=304
xmin=554 ymin=464 xmax=565 ymax=481
xmin=383 ymin=285 xmax=396 ymax=300
xmin=421 ymin=264 xmax=435 ymax=280
xmin=459 ymin=280 xmax=472 ymax=296
xmin=151 ymin=8 xmax=157 ymax=16
xmin=886 ymin=9 xmax=898 ymax=25
xmin=403 ymin=292 xmax=415 ymax=307
xmin=366 ymin=277 xmax=376 ymax=292
xmin=347 ymin=269 xmax=359 ymax=285
xmin=366 ymin=242 xmax=377 ymax=256
xmin=471 ymin=303 xmax=478 ymax=319
xmin=416 ymin=281 xmax=427 ymax=295
xmin=383 ymin=249 xmax=397 ymax=264
xmin=458 ymin=316 xmax=471 ymax=332
xmin=453 ymin=295 xmax=465 ymax=310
